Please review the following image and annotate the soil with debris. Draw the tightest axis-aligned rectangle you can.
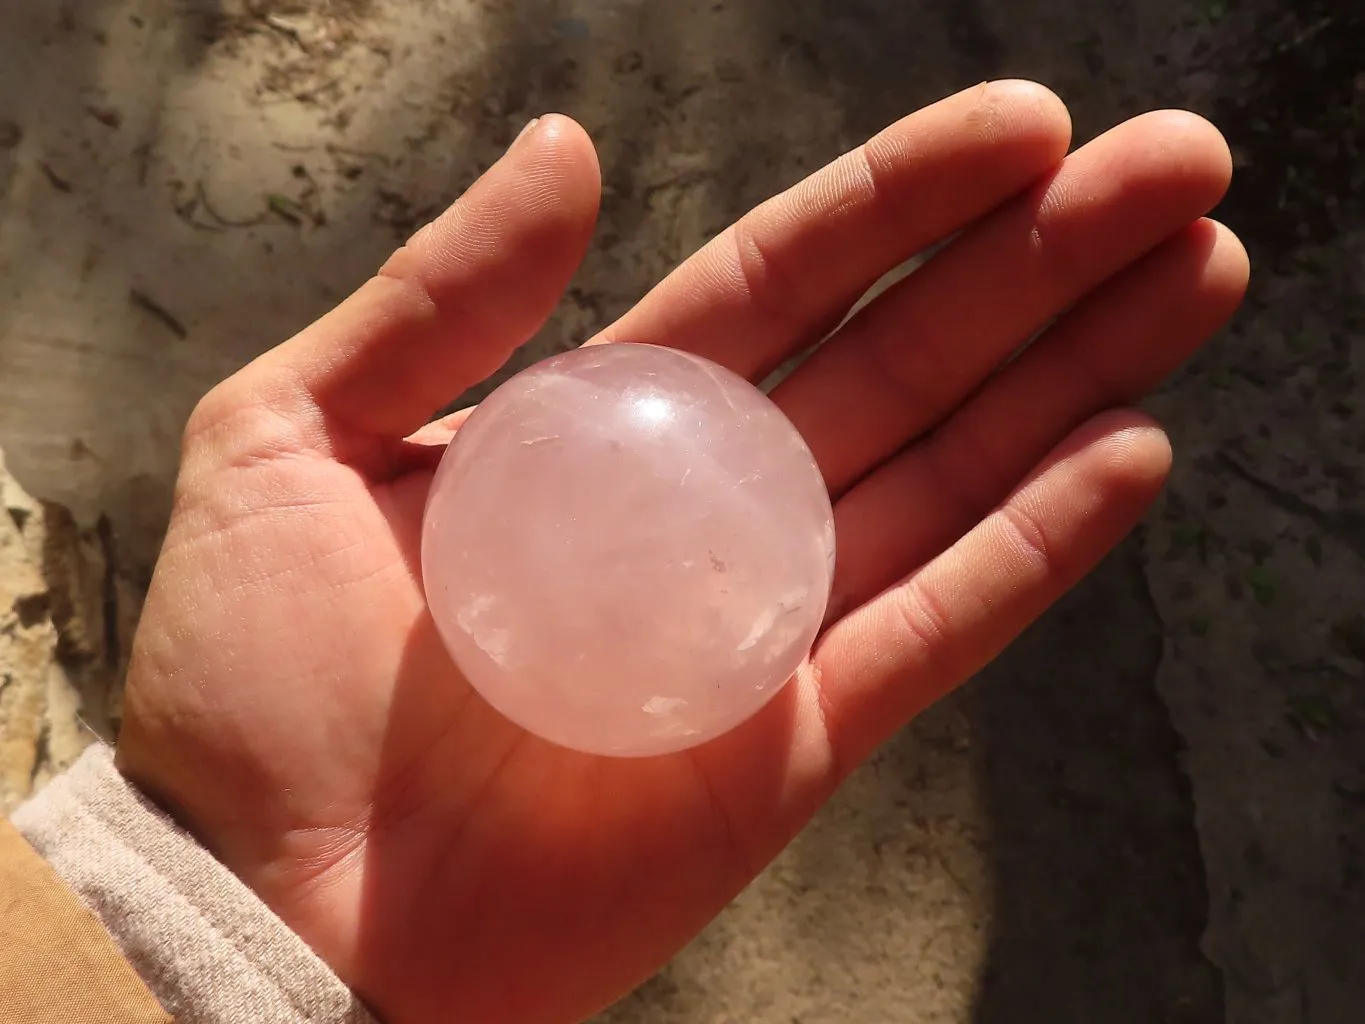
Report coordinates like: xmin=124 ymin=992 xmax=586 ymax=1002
xmin=1 ymin=1 xmax=1362 ymax=1021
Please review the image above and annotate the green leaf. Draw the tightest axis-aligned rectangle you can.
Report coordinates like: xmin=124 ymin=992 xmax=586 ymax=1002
xmin=1304 ymin=534 xmax=1323 ymax=567
xmin=267 ymin=193 xmax=304 ymax=224
xmin=1286 ymin=694 xmax=1338 ymax=738
xmin=1248 ymin=538 xmax=1272 ymax=564
xmin=1248 ymin=566 xmax=1276 ymax=605
xmin=1170 ymin=524 xmax=1207 ymax=561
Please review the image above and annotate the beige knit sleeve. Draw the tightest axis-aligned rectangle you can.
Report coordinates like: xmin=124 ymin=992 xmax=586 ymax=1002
xmin=11 ymin=743 xmax=380 ymax=1024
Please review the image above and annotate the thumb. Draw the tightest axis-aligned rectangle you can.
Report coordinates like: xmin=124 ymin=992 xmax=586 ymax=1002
xmin=246 ymin=114 xmax=602 ymax=443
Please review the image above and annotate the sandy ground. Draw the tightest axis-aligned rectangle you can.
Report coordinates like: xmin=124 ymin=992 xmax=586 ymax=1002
xmin=2 ymin=0 xmax=1363 ymax=1021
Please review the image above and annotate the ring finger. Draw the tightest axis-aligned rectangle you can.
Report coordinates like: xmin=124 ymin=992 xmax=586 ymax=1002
xmin=825 ymin=217 xmax=1249 ymax=622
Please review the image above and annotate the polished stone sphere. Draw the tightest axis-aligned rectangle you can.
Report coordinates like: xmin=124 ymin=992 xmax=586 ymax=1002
xmin=421 ymin=343 xmax=835 ymax=757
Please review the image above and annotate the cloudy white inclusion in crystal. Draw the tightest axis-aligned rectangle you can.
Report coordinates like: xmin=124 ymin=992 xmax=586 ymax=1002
xmin=421 ymin=343 xmax=835 ymax=757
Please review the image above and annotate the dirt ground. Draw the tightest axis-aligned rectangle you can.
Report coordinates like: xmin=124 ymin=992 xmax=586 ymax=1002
xmin=2 ymin=1 xmax=1363 ymax=1021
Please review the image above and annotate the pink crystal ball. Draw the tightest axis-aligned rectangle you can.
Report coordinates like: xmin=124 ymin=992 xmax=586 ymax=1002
xmin=421 ymin=342 xmax=836 ymax=757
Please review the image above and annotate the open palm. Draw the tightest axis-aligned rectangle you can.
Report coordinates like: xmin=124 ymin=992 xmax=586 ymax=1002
xmin=116 ymin=83 xmax=1247 ymax=1024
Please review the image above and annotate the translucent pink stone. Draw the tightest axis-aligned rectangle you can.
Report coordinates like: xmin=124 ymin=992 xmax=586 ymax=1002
xmin=421 ymin=343 xmax=835 ymax=757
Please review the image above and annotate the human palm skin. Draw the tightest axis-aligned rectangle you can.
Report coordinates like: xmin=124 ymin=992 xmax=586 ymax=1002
xmin=115 ymin=83 xmax=1248 ymax=1024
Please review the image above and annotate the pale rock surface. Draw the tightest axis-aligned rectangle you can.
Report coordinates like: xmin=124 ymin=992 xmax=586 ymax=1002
xmin=0 ymin=447 xmax=140 ymax=813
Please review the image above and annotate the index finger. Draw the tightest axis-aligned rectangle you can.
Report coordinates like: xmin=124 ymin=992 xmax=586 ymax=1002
xmin=592 ymin=80 xmax=1072 ymax=380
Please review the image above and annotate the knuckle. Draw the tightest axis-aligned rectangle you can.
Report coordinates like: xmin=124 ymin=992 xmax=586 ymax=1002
xmin=728 ymin=216 xmax=805 ymax=331
xmin=181 ymin=383 xmax=237 ymax=451
xmin=179 ymin=378 xmax=305 ymax=476
xmin=894 ymin=574 xmax=965 ymax=682
xmin=996 ymin=499 xmax=1053 ymax=569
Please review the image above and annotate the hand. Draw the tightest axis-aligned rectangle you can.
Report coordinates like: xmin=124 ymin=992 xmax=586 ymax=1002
xmin=116 ymin=82 xmax=1247 ymax=1024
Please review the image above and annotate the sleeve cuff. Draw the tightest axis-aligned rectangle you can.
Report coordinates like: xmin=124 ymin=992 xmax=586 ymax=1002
xmin=11 ymin=743 xmax=379 ymax=1024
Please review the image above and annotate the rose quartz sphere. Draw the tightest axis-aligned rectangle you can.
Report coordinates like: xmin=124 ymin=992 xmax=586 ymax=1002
xmin=421 ymin=342 xmax=835 ymax=757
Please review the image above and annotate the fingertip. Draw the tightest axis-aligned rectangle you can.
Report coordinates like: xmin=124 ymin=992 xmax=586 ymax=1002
xmin=986 ymin=78 xmax=1073 ymax=142
xmin=1111 ymin=415 xmax=1173 ymax=487
xmin=993 ymin=410 xmax=1170 ymax=588
xmin=482 ymin=113 xmax=601 ymax=237
xmin=1130 ymin=108 xmax=1234 ymax=201
xmin=1201 ymin=218 xmax=1252 ymax=299
xmin=964 ymin=79 xmax=1073 ymax=163
xmin=1146 ymin=107 xmax=1231 ymax=152
xmin=1067 ymin=408 xmax=1173 ymax=497
xmin=896 ymin=78 xmax=1072 ymax=171
xmin=280 ymin=114 xmax=604 ymax=444
xmin=1153 ymin=218 xmax=1249 ymax=334
xmin=521 ymin=112 xmax=602 ymax=189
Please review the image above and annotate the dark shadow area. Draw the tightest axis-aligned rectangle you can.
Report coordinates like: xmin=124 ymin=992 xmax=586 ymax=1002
xmin=964 ymin=538 xmax=1222 ymax=1023
xmin=1205 ymin=0 xmax=1365 ymax=268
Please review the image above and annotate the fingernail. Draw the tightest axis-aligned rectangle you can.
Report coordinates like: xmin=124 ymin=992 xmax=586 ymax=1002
xmin=509 ymin=117 xmax=541 ymax=151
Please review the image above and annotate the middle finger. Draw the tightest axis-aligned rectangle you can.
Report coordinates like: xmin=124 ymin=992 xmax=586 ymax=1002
xmin=774 ymin=109 xmax=1234 ymax=496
